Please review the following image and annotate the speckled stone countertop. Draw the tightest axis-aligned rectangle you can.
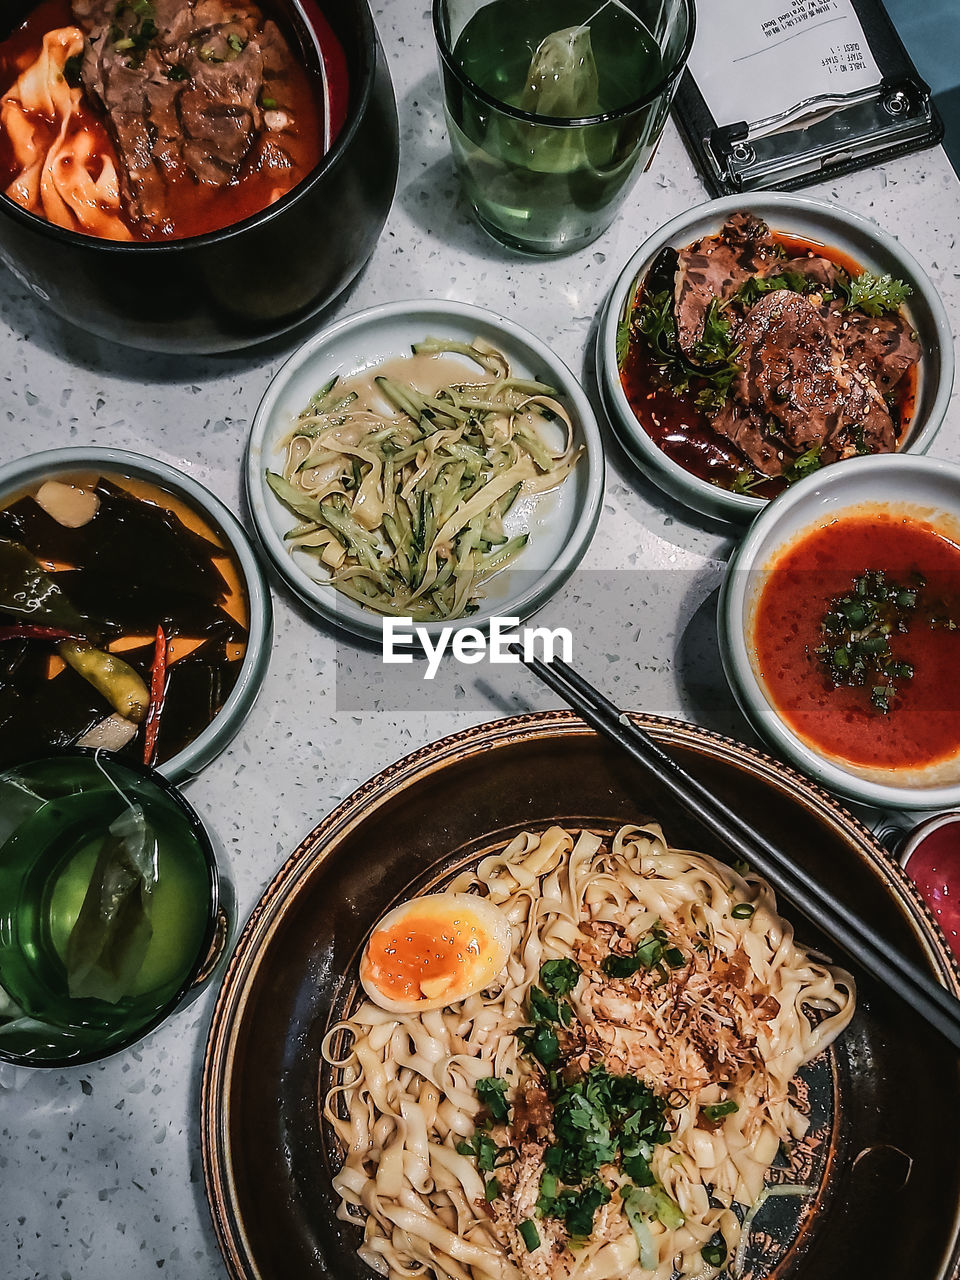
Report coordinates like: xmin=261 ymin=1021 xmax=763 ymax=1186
xmin=1 ymin=3 xmax=959 ymax=1277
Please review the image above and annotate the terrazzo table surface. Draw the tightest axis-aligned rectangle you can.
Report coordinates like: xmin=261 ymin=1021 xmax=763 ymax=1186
xmin=2 ymin=4 xmax=960 ymax=1277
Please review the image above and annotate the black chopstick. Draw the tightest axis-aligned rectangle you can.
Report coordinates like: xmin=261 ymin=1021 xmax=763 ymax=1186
xmin=516 ymin=650 xmax=960 ymax=1053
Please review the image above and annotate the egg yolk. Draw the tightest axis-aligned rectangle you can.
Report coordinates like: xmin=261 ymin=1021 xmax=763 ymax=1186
xmin=365 ymin=912 xmax=491 ymax=1002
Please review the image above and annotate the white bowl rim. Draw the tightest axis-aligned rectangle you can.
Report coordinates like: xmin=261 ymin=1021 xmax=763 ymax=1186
xmin=246 ymin=297 xmax=606 ymax=642
xmin=598 ymin=191 xmax=955 ymax=520
xmin=719 ymin=453 xmax=960 ymax=809
xmin=0 ymin=446 xmax=272 ymax=783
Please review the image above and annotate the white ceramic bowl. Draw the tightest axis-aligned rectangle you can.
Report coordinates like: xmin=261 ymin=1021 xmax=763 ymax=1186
xmin=719 ymin=454 xmax=960 ymax=810
xmin=597 ymin=193 xmax=954 ymax=523
xmin=246 ymin=299 xmax=605 ymax=644
xmin=0 ymin=448 xmax=272 ymax=783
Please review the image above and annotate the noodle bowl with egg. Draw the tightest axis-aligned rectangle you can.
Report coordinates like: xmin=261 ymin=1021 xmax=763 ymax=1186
xmin=321 ymin=822 xmax=855 ymax=1280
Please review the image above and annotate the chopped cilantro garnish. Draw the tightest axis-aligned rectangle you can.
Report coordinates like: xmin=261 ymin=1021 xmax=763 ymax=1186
xmin=734 ymin=269 xmax=811 ymax=306
xmin=455 ymin=1132 xmax=501 ymax=1172
xmin=516 ymin=1023 xmax=560 ymax=1067
xmin=553 ymin=1183 xmax=612 ymax=1238
xmin=781 ymin=444 xmax=823 ymax=485
xmin=529 ymin=986 xmax=561 ymax=1025
xmin=601 ymin=926 xmax=676 ymax=979
xmin=815 ymin=569 xmax=937 ymax=712
xmin=621 ymin=1150 xmax=654 ymax=1186
xmin=475 ymin=1076 xmax=510 ymax=1124
xmin=633 ymin=290 xmax=742 ymax=416
xmin=540 ymin=958 xmax=581 ymax=997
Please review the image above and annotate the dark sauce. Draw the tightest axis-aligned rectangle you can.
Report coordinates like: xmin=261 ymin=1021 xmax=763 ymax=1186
xmin=619 ymin=232 xmax=918 ymax=499
xmin=0 ymin=474 xmax=249 ymax=768
xmin=0 ymin=0 xmax=348 ymax=241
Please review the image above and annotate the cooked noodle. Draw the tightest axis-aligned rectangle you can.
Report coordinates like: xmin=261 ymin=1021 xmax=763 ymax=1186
xmin=1 ymin=27 xmax=132 ymax=240
xmin=321 ymin=823 xmax=855 ymax=1280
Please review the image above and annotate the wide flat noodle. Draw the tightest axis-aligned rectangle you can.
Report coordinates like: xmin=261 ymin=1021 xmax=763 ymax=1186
xmin=1 ymin=27 xmax=132 ymax=239
xmin=321 ymin=823 xmax=855 ymax=1280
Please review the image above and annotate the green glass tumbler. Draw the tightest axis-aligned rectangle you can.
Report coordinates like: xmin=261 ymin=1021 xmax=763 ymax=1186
xmin=0 ymin=751 xmax=226 ymax=1066
xmin=433 ymin=0 xmax=695 ymax=255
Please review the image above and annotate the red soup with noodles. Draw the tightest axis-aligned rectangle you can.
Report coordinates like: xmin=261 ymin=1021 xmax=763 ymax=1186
xmin=0 ymin=0 xmax=348 ymax=241
xmin=752 ymin=509 xmax=960 ymax=771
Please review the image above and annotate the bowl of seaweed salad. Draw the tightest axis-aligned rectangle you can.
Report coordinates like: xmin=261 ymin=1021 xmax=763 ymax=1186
xmin=0 ymin=449 xmax=272 ymax=781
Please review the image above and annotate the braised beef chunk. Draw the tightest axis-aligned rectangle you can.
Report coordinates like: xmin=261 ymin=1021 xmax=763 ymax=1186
xmin=70 ymin=0 xmax=297 ymax=232
xmin=674 ymin=212 xmax=780 ymax=354
xmin=762 ymin=255 xmax=840 ymax=290
xmin=829 ymin=309 xmax=921 ymax=394
xmin=716 ymin=289 xmax=899 ymax=477
xmin=653 ymin=214 xmax=920 ymax=479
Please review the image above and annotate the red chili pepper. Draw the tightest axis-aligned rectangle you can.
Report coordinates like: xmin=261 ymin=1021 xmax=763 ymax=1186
xmin=143 ymin=625 xmax=168 ymax=767
xmin=0 ymin=624 xmax=81 ymax=641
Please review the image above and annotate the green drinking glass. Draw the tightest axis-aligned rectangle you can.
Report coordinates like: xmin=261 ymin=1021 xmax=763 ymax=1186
xmin=0 ymin=750 xmax=226 ymax=1066
xmin=433 ymin=0 xmax=695 ymax=255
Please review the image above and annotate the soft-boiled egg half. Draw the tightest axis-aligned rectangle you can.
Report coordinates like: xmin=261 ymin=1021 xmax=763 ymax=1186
xmin=360 ymin=892 xmax=512 ymax=1014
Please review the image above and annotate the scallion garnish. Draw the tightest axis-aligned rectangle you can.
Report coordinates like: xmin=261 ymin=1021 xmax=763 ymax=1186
xmin=518 ymin=1219 xmax=540 ymax=1251
xmin=815 ymin=569 xmax=936 ymax=712
xmin=701 ymin=1100 xmax=739 ymax=1122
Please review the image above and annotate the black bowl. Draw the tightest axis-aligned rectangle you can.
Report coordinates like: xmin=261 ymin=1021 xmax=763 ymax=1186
xmin=0 ymin=0 xmax=399 ymax=353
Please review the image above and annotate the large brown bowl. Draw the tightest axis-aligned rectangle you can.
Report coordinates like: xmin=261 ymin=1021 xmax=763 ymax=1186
xmin=201 ymin=712 xmax=960 ymax=1280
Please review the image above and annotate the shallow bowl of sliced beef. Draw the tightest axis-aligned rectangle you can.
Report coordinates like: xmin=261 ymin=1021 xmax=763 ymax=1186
xmin=597 ymin=193 xmax=954 ymax=523
xmin=0 ymin=0 xmax=399 ymax=353
xmin=0 ymin=447 xmax=272 ymax=779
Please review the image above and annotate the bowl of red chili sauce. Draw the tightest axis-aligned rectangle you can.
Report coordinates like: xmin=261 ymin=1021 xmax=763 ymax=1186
xmin=719 ymin=454 xmax=960 ymax=809
xmin=597 ymin=194 xmax=953 ymax=524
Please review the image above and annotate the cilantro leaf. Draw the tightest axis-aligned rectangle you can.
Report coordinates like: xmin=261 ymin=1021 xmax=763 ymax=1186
xmin=781 ymin=444 xmax=822 ymax=485
xmin=634 ymin=289 xmax=741 ymax=415
xmin=456 ymin=1132 xmax=500 ymax=1172
xmin=842 ymin=270 xmax=912 ymax=318
xmin=552 ymin=1183 xmax=611 ymax=1238
xmin=476 ymin=1076 xmax=510 ymax=1124
xmin=540 ymin=958 xmax=581 ymax=997
xmin=529 ymin=986 xmax=561 ymax=1024
xmin=516 ymin=1023 xmax=560 ymax=1067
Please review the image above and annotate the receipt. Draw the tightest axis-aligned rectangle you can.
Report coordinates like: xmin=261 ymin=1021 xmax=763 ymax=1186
xmin=687 ymin=0 xmax=882 ymax=129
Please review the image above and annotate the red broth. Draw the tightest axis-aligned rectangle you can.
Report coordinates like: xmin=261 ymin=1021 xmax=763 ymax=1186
xmin=619 ymin=232 xmax=917 ymax=497
xmin=0 ymin=0 xmax=345 ymax=241
xmin=753 ymin=510 xmax=960 ymax=770
xmin=904 ymin=819 xmax=960 ymax=961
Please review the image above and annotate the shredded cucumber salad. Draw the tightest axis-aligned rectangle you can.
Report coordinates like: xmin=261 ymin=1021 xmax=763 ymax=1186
xmin=266 ymin=337 xmax=582 ymax=620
